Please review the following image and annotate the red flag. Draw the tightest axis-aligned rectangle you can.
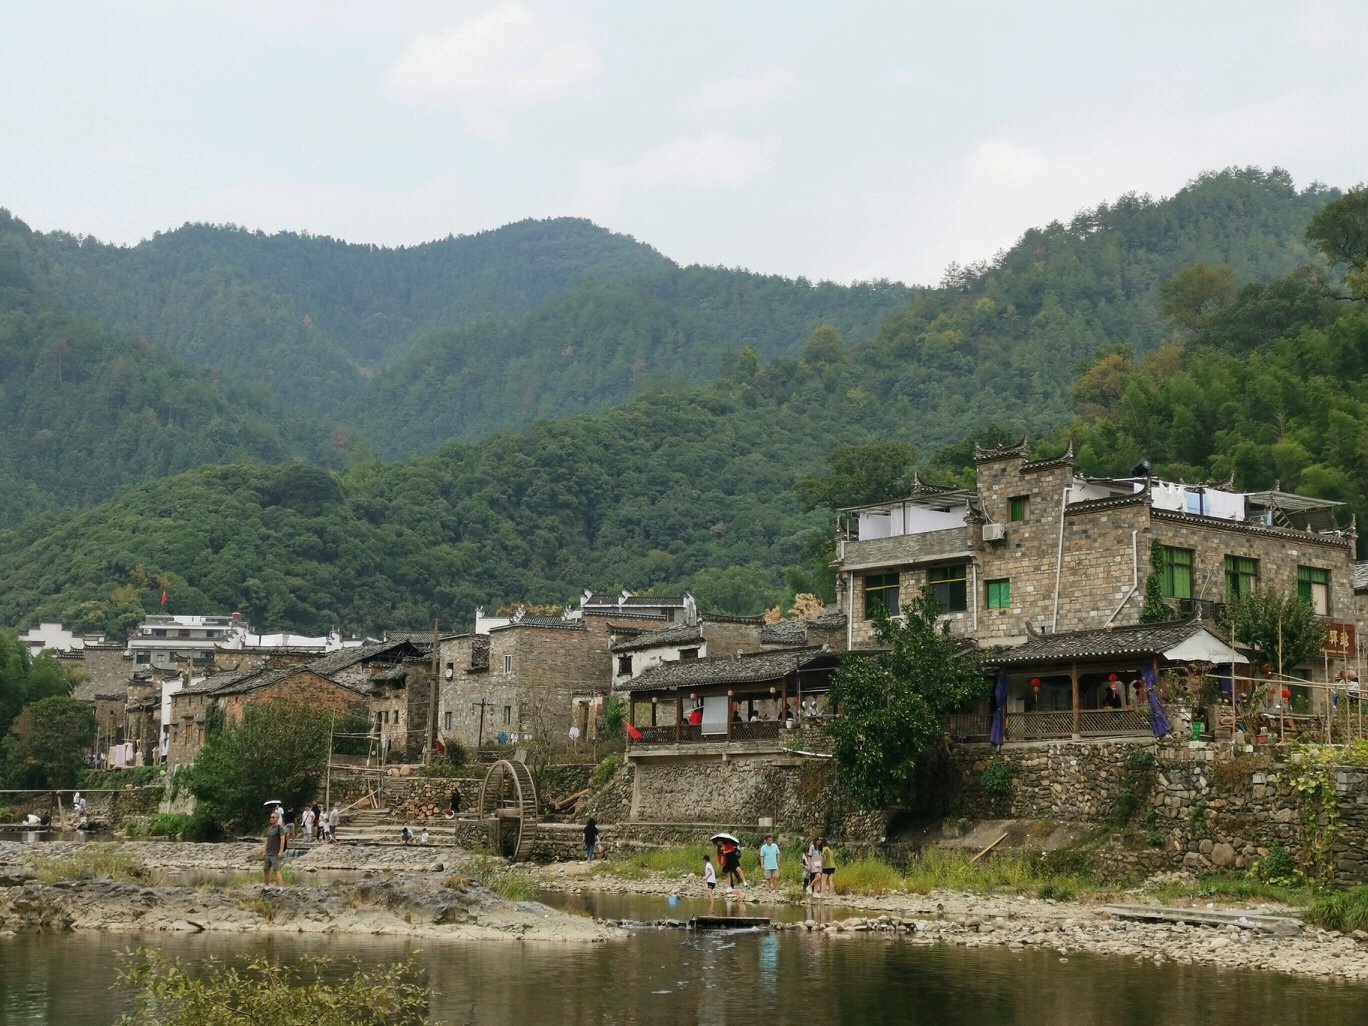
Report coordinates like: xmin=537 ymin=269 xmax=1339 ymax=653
xmin=626 ymin=722 xmax=643 ymax=740
xmin=435 ymin=737 xmax=446 ymax=754
xmin=160 ymin=590 xmax=168 ymax=606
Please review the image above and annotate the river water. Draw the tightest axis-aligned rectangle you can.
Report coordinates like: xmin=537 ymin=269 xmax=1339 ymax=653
xmin=3 ymin=892 xmax=1366 ymax=1026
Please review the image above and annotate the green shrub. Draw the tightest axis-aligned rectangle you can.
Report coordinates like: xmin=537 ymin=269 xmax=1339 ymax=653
xmin=115 ymin=949 xmax=435 ymax=1026
xmin=980 ymin=760 xmax=1012 ymax=796
xmin=145 ymin=813 xmax=193 ymax=839
xmin=0 ymin=805 xmax=15 ymax=823
xmin=589 ymin=755 xmax=622 ymax=790
xmin=1248 ymin=845 xmax=1304 ymax=887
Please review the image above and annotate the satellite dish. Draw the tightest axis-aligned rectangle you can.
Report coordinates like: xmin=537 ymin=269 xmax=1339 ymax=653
xmin=444 ymin=668 xmax=453 ymax=679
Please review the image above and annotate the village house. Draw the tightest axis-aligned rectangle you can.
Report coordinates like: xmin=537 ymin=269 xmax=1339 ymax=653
xmin=833 ymin=439 xmax=1362 ymax=737
xmin=164 ymin=638 xmax=431 ymax=768
xmin=438 ymin=606 xmax=620 ymax=751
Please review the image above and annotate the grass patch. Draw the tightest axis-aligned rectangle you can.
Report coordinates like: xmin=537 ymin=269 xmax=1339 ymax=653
xmin=28 ymin=844 xmax=155 ymax=884
xmin=831 ymin=858 xmax=903 ymax=896
xmin=1147 ymin=872 xmax=1315 ymax=907
xmin=588 ymin=755 xmax=622 ymax=790
xmin=1305 ymin=886 xmax=1368 ymax=932
xmin=454 ymin=856 xmax=539 ymax=902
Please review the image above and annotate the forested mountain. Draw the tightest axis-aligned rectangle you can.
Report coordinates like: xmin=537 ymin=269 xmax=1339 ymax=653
xmin=0 ymin=167 xmax=1359 ymax=638
xmin=0 ymin=241 xmax=347 ymax=526
xmin=0 ymin=212 xmax=914 ymax=443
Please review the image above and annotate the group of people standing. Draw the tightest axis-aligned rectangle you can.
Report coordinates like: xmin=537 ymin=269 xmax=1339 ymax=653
xmin=802 ymin=836 xmax=835 ymax=896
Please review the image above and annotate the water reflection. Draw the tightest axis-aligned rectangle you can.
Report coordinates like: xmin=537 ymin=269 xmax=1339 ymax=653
xmin=2 ymin=925 xmax=1366 ymax=1026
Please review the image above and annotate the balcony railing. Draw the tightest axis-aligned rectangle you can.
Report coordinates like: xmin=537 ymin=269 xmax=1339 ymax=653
xmin=945 ymin=707 xmax=1162 ymax=742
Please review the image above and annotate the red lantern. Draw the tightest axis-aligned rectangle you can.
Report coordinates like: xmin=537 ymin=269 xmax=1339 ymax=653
xmin=1107 ymin=672 xmax=1119 ymax=682
xmin=1281 ymin=688 xmax=1291 ymax=702
xmin=1030 ymin=678 xmax=1041 ymax=693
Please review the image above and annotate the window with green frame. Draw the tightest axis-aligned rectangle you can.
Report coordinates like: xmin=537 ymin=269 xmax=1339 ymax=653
xmin=1298 ymin=566 xmax=1329 ymax=615
xmin=1159 ymin=546 xmax=1193 ymax=603
xmin=1009 ymin=496 xmax=1029 ymax=522
xmin=1224 ymin=555 xmax=1258 ymax=601
xmin=985 ymin=578 xmax=1011 ymax=610
xmin=928 ymin=564 xmax=968 ymax=612
xmin=863 ymin=572 xmax=900 ymax=619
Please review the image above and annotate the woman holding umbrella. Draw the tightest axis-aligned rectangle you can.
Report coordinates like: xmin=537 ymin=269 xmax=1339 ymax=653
xmin=710 ymin=832 xmax=747 ymax=889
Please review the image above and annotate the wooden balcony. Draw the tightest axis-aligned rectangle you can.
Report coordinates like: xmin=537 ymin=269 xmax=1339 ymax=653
xmin=945 ymin=707 xmax=1163 ymax=742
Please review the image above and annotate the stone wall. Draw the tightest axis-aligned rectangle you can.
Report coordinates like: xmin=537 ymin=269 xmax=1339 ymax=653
xmin=946 ymin=738 xmax=1368 ymax=885
xmin=0 ymin=786 xmax=163 ymax=827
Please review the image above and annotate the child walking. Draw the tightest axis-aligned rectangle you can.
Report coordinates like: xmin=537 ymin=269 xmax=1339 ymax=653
xmin=703 ymin=854 xmax=717 ymax=910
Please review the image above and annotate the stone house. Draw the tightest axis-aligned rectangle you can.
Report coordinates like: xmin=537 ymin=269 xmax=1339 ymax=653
xmin=609 ymin=613 xmax=771 ymax=685
xmin=438 ymin=607 xmax=621 ymax=751
xmin=165 ymin=665 xmax=370 ymax=767
xmin=833 ymin=440 xmax=1361 ymax=726
xmin=307 ymin=639 xmax=435 ymax=762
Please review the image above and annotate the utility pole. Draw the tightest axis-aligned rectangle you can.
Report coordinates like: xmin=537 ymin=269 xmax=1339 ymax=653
xmin=471 ymin=699 xmax=489 ymax=750
xmin=427 ymin=617 xmax=440 ymax=765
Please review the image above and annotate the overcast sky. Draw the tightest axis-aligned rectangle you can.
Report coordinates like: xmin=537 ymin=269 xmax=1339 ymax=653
xmin=2 ymin=2 xmax=1364 ymax=286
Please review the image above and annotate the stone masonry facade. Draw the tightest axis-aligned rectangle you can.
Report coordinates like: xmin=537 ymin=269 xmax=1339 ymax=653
xmin=836 ymin=444 xmax=1359 ymax=674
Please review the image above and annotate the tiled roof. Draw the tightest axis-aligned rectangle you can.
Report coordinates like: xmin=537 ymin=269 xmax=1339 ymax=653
xmin=614 ymin=646 xmax=835 ymax=694
xmin=213 ymin=666 xmax=371 ymax=698
xmin=760 ymin=620 xmax=807 ymax=645
xmin=610 ymin=621 xmax=704 ymax=653
xmin=306 ymin=639 xmax=408 ymax=676
xmin=986 ymin=619 xmax=1227 ymax=666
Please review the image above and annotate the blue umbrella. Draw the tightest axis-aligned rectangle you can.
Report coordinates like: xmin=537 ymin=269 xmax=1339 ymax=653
xmin=989 ymin=671 xmax=1008 ymax=745
xmin=1143 ymin=667 xmax=1172 ymax=738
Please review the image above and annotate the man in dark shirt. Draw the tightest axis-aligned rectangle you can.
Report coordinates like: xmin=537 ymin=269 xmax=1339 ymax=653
xmin=262 ymin=811 xmax=288 ymax=888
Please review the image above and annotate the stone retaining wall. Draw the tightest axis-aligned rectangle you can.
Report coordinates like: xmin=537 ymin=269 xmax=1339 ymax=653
xmin=945 ymin=739 xmax=1368 ymax=885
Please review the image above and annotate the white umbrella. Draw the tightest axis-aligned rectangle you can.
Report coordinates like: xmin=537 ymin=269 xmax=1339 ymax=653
xmin=709 ymin=832 xmax=741 ymax=846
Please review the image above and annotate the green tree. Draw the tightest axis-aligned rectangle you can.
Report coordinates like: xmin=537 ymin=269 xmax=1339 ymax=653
xmin=117 ymin=949 xmax=434 ymax=1026
xmin=794 ymin=441 xmax=918 ymax=512
xmin=2 ymin=695 xmax=95 ymax=788
xmin=1140 ymin=539 xmax=1177 ymax=623
xmin=1306 ymin=186 xmax=1368 ymax=270
xmin=1160 ymin=263 xmax=1236 ymax=332
xmin=825 ymin=593 xmax=988 ymax=808
xmin=1227 ymin=586 xmax=1328 ymax=674
xmin=184 ymin=702 xmax=332 ymax=837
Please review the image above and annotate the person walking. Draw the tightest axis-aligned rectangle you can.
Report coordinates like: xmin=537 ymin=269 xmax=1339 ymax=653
xmin=262 ymin=809 xmax=288 ymax=889
xmin=584 ymin=817 xmax=600 ymax=861
xmin=703 ymin=854 xmax=717 ymax=910
xmin=818 ymin=837 xmax=836 ymax=896
xmin=807 ymin=837 xmax=825 ymax=896
xmin=759 ymin=834 xmax=782 ymax=891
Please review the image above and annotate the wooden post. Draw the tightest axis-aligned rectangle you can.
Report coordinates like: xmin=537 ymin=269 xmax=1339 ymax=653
xmin=1071 ymin=661 xmax=1081 ymax=739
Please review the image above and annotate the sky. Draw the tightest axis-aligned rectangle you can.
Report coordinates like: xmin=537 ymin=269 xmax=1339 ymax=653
xmin=1 ymin=1 xmax=1365 ymax=286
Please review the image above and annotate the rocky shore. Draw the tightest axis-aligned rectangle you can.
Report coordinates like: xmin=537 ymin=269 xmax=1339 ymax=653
xmin=0 ymin=840 xmax=617 ymax=943
xmin=4 ymin=840 xmax=1368 ymax=981
xmin=525 ymin=858 xmax=1368 ymax=982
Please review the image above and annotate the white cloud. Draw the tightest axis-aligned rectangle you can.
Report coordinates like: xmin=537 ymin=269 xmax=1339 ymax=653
xmin=577 ymin=133 xmax=780 ymax=211
xmin=678 ymin=68 xmax=797 ymax=120
xmin=963 ymin=140 xmax=1050 ymax=189
xmin=384 ymin=3 xmax=601 ymax=132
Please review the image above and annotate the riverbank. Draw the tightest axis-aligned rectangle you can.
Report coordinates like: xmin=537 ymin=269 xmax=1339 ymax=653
xmin=0 ymin=841 xmax=616 ymax=943
xmin=523 ymin=857 xmax=1368 ymax=981
xmin=4 ymin=840 xmax=1368 ymax=980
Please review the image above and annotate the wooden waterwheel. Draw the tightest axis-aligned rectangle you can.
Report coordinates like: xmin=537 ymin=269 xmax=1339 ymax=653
xmin=476 ymin=759 xmax=539 ymax=861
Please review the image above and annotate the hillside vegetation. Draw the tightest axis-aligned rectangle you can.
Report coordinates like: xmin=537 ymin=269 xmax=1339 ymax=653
xmin=0 ymin=168 xmax=1361 ymax=636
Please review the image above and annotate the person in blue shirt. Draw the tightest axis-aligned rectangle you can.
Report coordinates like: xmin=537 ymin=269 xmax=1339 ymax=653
xmin=759 ymin=835 xmax=782 ymax=891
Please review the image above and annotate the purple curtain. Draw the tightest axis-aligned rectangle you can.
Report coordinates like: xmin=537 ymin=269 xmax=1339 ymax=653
xmin=989 ymin=671 xmax=1008 ymax=745
xmin=1143 ymin=667 xmax=1172 ymax=738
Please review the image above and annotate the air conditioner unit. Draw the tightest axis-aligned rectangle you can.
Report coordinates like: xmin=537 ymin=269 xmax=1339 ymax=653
xmin=982 ymin=523 xmax=1007 ymax=542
